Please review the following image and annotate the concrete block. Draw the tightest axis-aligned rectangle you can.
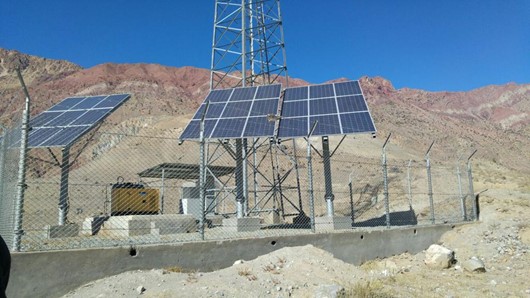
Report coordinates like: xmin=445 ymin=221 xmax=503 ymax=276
xmin=151 ymin=215 xmax=197 ymax=234
xmin=80 ymin=216 xmax=109 ymax=236
xmin=315 ymin=216 xmax=352 ymax=230
xmin=222 ymin=217 xmax=261 ymax=232
xmin=262 ymin=211 xmax=281 ymax=225
xmin=46 ymin=223 xmax=80 ymax=238
xmin=99 ymin=216 xmax=152 ymax=237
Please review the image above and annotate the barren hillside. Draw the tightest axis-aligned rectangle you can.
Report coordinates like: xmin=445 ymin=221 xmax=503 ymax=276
xmin=1 ymin=48 xmax=529 ymax=181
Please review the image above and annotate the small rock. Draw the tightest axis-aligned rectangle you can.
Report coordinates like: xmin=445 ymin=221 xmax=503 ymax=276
xmin=276 ymin=286 xmax=282 ymax=291
xmin=490 ymin=280 xmax=497 ymax=286
xmin=136 ymin=285 xmax=146 ymax=294
xmin=266 ymin=290 xmax=271 ymax=294
xmin=424 ymin=244 xmax=455 ymax=269
xmin=463 ymin=257 xmax=486 ymax=273
xmin=233 ymin=260 xmax=245 ymax=265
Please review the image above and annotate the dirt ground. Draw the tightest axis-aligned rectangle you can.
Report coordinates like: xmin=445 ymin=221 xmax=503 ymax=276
xmin=63 ymin=186 xmax=530 ymax=298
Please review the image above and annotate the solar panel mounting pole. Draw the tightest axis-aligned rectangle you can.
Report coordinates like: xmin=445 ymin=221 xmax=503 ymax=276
xmin=58 ymin=146 xmax=71 ymax=225
xmin=322 ymin=136 xmax=334 ymax=216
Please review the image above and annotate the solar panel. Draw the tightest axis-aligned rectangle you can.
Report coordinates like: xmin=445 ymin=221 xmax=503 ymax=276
xmin=25 ymin=94 xmax=130 ymax=148
xmin=180 ymin=84 xmax=281 ymax=140
xmin=277 ymin=81 xmax=376 ymax=138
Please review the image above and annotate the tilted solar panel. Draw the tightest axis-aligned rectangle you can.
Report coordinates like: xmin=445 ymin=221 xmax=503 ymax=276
xmin=179 ymin=84 xmax=281 ymax=140
xmin=277 ymin=81 xmax=375 ymax=138
xmin=24 ymin=94 xmax=130 ymax=148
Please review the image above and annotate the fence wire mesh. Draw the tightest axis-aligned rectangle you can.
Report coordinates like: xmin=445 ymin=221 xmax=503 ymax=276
xmin=0 ymin=104 xmax=477 ymax=251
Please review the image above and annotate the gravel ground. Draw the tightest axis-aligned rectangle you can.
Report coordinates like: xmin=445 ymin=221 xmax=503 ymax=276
xmin=63 ymin=188 xmax=530 ymax=297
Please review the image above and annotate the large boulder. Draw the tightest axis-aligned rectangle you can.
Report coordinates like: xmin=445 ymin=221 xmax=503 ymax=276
xmin=424 ymin=244 xmax=455 ymax=269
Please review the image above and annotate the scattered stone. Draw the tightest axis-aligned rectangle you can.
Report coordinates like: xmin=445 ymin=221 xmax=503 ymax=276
xmin=314 ymin=284 xmax=345 ymax=298
xmin=276 ymin=286 xmax=282 ymax=291
xmin=136 ymin=285 xmax=146 ymax=294
xmin=463 ymin=257 xmax=486 ymax=273
xmin=424 ymin=244 xmax=455 ymax=269
xmin=490 ymin=280 xmax=497 ymax=286
xmin=233 ymin=260 xmax=245 ymax=265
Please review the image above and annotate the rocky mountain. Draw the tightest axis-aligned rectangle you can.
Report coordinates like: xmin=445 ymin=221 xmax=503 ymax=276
xmin=0 ymin=48 xmax=529 ymax=178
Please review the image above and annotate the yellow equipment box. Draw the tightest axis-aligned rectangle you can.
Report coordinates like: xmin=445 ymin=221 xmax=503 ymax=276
xmin=110 ymin=183 xmax=159 ymax=215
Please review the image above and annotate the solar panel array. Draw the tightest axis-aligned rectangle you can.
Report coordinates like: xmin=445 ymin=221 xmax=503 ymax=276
xmin=180 ymin=84 xmax=281 ymax=140
xmin=26 ymin=94 xmax=130 ymax=148
xmin=278 ymin=81 xmax=376 ymax=138
xmin=180 ymin=81 xmax=376 ymax=140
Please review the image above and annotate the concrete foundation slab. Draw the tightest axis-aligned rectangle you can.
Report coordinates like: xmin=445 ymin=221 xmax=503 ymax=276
xmin=222 ymin=217 xmax=261 ymax=232
xmin=99 ymin=215 xmax=198 ymax=237
xmin=315 ymin=216 xmax=352 ymax=230
xmin=46 ymin=223 xmax=80 ymax=238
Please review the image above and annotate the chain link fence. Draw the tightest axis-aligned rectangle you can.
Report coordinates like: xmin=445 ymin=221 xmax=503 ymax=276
xmin=0 ymin=105 xmax=478 ymax=252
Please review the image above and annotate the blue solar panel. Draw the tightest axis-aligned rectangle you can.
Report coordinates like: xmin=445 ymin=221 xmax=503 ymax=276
xmin=180 ymin=85 xmax=282 ymax=140
xmin=310 ymin=115 xmax=341 ymax=135
xmin=278 ymin=117 xmax=308 ymax=138
xmin=278 ymin=81 xmax=375 ymax=138
xmin=46 ymin=111 xmax=86 ymax=127
xmin=71 ymin=109 xmax=111 ymax=125
xmin=211 ymin=118 xmax=247 ymax=138
xmin=230 ymin=87 xmax=257 ymax=101
xmin=255 ymin=84 xmax=282 ymax=99
xmin=249 ymin=99 xmax=278 ymax=116
xmin=309 ymin=84 xmax=334 ymax=99
xmin=282 ymin=101 xmax=307 ymax=117
xmin=72 ymin=96 xmax=107 ymax=109
xmin=94 ymin=94 xmax=129 ymax=109
xmin=48 ymin=97 xmax=87 ymax=111
xmin=27 ymin=128 xmax=62 ymax=147
xmin=309 ymin=98 xmax=337 ymax=115
xmin=222 ymin=101 xmax=252 ymax=117
xmin=41 ymin=127 xmax=91 ymax=147
xmin=334 ymin=81 xmax=362 ymax=96
xmin=340 ymin=112 xmax=376 ymax=133
xmin=30 ymin=112 xmax=61 ymax=127
xmin=283 ymin=86 xmax=308 ymax=101
xmin=206 ymin=89 xmax=233 ymax=103
xmin=26 ymin=94 xmax=131 ymax=147
xmin=243 ymin=116 xmax=276 ymax=137
xmin=337 ymin=95 xmax=367 ymax=113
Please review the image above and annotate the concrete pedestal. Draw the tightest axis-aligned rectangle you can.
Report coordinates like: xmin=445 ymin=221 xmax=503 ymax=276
xmin=99 ymin=214 xmax=197 ymax=237
xmin=315 ymin=216 xmax=352 ymax=231
xmin=80 ymin=216 xmax=109 ymax=236
xmin=222 ymin=217 xmax=261 ymax=232
xmin=46 ymin=223 xmax=80 ymax=238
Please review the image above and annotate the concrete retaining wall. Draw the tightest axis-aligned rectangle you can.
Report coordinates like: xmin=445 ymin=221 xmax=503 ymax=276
xmin=7 ymin=224 xmax=460 ymax=298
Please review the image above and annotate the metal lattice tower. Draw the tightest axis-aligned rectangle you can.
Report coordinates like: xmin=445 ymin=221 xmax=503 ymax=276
xmin=210 ymin=0 xmax=288 ymax=89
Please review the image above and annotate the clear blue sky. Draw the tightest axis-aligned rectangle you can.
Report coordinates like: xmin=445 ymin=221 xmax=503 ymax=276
xmin=1 ymin=0 xmax=529 ymax=91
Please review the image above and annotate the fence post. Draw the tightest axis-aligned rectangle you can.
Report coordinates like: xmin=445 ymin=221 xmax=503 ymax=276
xmin=307 ymin=121 xmax=318 ymax=233
xmin=425 ymin=141 xmax=435 ymax=225
xmin=348 ymin=171 xmax=355 ymax=224
xmin=407 ymin=159 xmax=413 ymax=208
xmin=382 ymin=134 xmax=391 ymax=228
xmin=13 ymin=69 xmax=31 ymax=251
xmin=456 ymin=159 xmax=467 ymax=221
xmin=467 ymin=150 xmax=478 ymax=221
